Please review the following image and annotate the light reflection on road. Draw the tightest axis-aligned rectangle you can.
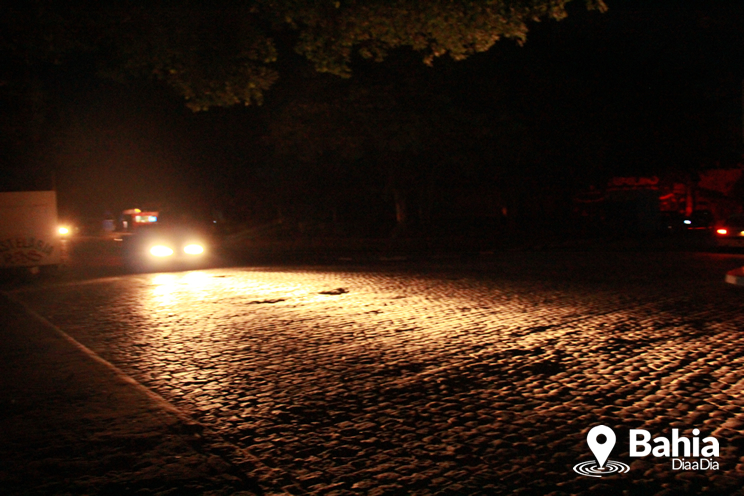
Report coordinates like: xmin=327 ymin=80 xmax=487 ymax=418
xmin=10 ymin=258 xmax=744 ymax=494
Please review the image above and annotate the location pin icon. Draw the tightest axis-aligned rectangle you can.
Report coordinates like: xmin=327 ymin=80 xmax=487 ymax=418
xmin=587 ymin=425 xmax=616 ymax=468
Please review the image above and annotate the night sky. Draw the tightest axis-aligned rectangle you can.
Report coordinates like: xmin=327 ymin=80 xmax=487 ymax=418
xmin=2 ymin=0 xmax=744 ymax=231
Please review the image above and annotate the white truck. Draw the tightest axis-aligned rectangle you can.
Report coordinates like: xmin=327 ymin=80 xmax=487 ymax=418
xmin=0 ymin=191 xmax=62 ymax=269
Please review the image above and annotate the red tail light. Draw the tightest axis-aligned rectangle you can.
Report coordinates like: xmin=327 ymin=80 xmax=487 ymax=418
xmin=716 ymin=228 xmax=728 ymax=235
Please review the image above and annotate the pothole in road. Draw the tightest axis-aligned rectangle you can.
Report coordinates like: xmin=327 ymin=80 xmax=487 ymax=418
xmin=247 ymin=298 xmax=286 ymax=304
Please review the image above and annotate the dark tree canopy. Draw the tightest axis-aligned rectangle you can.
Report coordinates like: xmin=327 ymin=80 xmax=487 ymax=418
xmin=1 ymin=0 xmax=607 ymax=110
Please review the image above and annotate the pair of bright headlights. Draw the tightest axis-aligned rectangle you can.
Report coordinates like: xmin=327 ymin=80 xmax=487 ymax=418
xmin=149 ymin=243 xmax=204 ymax=257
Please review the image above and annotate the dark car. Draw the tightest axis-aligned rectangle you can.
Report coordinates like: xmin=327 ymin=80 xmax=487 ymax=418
xmin=685 ymin=210 xmax=714 ymax=231
xmin=121 ymin=223 xmax=212 ymax=270
xmin=713 ymin=214 xmax=744 ymax=248
xmin=660 ymin=210 xmax=713 ymax=234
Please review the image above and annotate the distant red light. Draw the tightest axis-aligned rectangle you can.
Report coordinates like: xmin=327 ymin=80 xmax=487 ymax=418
xmin=716 ymin=228 xmax=728 ymax=235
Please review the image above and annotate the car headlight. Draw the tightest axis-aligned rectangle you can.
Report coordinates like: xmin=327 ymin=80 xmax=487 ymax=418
xmin=150 ymin=245 xmax=174 ymax=257
xmin=184 ymin=244 xmax=204 ymax=255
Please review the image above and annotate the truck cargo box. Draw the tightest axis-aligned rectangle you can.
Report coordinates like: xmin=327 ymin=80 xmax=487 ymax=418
xmin=0 ymin=191 xmax=61 ymax=268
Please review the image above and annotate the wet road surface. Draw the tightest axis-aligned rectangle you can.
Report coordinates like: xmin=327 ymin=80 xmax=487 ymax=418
xmin=10 ymin=250 xmax=744 ymax=495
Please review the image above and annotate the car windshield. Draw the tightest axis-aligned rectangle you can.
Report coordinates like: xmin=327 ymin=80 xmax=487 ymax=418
xmin=131 ymin=223 xmax=207 ymax=242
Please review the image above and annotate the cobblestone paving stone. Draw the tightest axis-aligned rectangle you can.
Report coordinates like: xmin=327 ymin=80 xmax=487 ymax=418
xmin=12 ymin=251 xmax=744 ymax=495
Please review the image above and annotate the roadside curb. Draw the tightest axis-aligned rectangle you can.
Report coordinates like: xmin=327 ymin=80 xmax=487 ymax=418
xmin=3 ymin=291 xmax=195 ymax=423
xmin=0 ymin=290 xmax=268 ymax=494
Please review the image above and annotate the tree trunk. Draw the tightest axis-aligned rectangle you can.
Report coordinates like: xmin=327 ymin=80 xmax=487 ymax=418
xmin=394 ymin=189 xmax=408 ymax=227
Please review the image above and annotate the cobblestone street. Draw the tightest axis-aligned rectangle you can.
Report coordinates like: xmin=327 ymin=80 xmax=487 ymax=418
xmin=10 ymin=250 xmax=744 ymax=495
